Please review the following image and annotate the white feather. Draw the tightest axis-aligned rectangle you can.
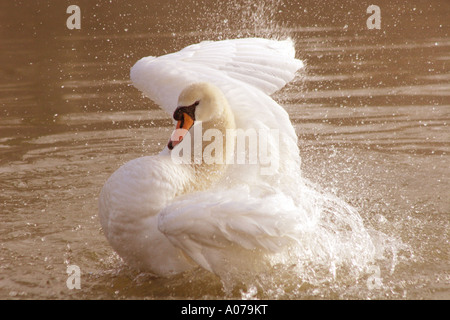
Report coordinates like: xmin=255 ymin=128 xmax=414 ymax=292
xmin=130 ymin=38 xmax=303 ymax=114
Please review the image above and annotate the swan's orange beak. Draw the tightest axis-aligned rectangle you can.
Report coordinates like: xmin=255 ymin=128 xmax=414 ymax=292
xmin=168 ymin=113 xmax=195 ymax=150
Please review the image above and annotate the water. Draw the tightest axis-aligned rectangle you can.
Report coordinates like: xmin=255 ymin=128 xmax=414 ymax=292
xmin=0 ymin=0 xmax=449 ymax=299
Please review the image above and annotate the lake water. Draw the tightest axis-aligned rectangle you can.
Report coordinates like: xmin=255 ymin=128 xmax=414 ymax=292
xmin=0 ymin=0 xmax=449 ymax=299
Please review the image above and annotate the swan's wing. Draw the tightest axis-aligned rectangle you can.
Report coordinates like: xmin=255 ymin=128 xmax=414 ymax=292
xmin=130 ymin=38 xmax=303 ymax=115
xmin=158 ymin=186 xmax=306 ymax=274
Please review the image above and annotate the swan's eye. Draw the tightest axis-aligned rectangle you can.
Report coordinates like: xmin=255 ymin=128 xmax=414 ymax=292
xmin=179 ymin=117 xmax=185 ymax=128
xmin=173 ymin=101 xmax=199 ymax=121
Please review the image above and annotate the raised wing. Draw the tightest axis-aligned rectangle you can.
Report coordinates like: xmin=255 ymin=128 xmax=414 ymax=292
xmin=130 ymin=37 xmax=303 ymax=115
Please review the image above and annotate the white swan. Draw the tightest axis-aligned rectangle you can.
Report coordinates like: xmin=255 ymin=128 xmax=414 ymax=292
xmin=99 ymin=38 xmax=307 ymax=277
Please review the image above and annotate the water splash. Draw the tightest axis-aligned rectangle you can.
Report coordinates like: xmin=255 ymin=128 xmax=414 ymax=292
xmin=204 ymin=0 xmax=288 ymax=39
xmin=201 ymin=178 xmax=408 ymax=298
xmin=161 ymin=0 xmax=291 ymax=41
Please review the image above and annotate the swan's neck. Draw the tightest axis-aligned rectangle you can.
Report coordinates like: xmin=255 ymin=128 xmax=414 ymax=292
xmin=191 ymin=102 xmax=236 ymax=190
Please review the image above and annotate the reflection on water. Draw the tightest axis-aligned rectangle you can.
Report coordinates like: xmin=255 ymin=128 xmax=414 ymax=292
xmin=0 ymin=0 xmax=449 ymax=299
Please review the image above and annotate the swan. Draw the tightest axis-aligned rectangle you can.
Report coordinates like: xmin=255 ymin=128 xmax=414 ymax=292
xmin=98 ymin=38 xmax=307 ymax=277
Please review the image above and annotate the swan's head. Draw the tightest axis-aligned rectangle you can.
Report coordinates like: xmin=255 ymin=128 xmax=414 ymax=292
xmin=168 ymin=82 xmax=227 ymax=150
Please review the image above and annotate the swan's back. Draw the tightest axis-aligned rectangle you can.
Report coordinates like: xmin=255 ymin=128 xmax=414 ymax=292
xmin=131 ymin=38 xmax=303 ymax=113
